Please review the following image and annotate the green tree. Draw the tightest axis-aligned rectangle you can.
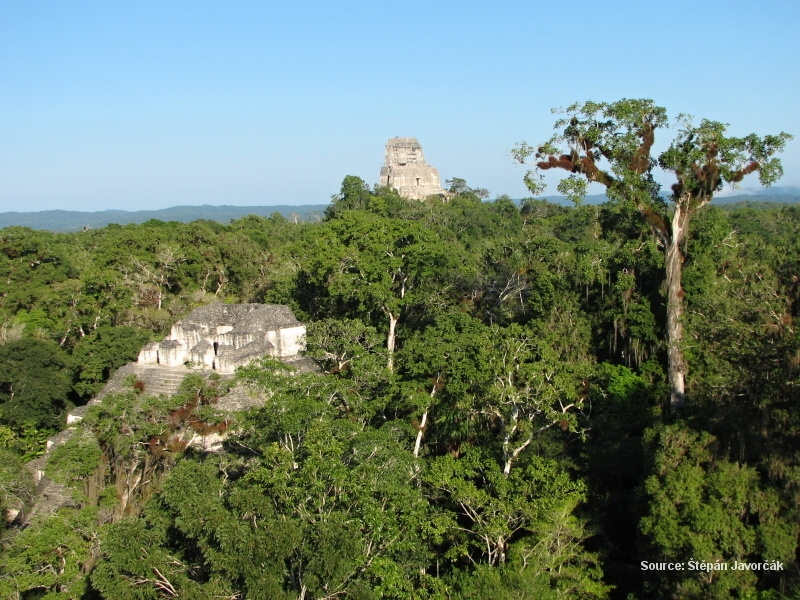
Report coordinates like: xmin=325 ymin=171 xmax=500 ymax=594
xmin=446 ymin=177 xmax=489 ymax=201
xmin=514 ymin=99 xmax=792 ymax=412
xmin=401 ymin=311 xmax=591 ymax=474
xmin=0 ymin=448 xmax=33 ymax=531
xmin=640 ymin=424 xmax=795 ymax=598
xmin=302 ymin=212 xmax=459 ymax=370
xmin=424 ymin=446 xmax=609 ymax=597
xmin=71 ymin=325 xmax=152 ymax=399
xmin=304 ymin=317 xmax=391 ymax=421
xmin=100 ymin=360 xmax=440 ymax=598
xmin=0 ymin=506 xmax=100 ymax=598
xmin=0 ymin=338 xmax=72 ymax=432
xmin=325 ymin=175 xmax=375 ymax=219
xmin=92 ymin=513 xmax=237 ymax=600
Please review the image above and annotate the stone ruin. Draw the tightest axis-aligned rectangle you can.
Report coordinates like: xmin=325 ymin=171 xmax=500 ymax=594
xmin=13 ymin=303 xmax=311 ymax=526
xmin=138 ymin=303 xmax=306 ymax=374
xmin=379 ymin=137 xmax=448 ymax=200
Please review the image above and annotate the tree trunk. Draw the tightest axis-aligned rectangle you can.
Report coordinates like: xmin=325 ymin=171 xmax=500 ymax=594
xmin=413 ymin=411 xmax=428 ymax=458
xmin=386 ymin=310 xmax=399 ymax=371
xmin=503 ymin=437 xmax=532 ymax=475
xmin=666 ymin=203 xmax=689 ymax=413
xmin=413 ymin=380 xmax=438 ymax=458
xmin=496 ymin=537 xmax=506 ymax=564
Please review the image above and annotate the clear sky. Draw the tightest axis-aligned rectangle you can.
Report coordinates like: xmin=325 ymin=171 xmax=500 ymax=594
xmin=1 ymin=0 xmax=798 ymax=212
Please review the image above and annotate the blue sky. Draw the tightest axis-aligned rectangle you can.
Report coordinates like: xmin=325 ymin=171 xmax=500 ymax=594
xmin=1 ymin=0 xmax=798 ymax=211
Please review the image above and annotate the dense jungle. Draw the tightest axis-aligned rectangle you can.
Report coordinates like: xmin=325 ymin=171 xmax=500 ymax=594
xmin=1 ymin=103 xmax=799 ymax=599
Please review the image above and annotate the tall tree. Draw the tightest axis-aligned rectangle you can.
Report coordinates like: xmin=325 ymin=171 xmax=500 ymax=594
xmin=0 ymin=338 xmax=72 ymax=431
xmin=303 ymin=212 xmax=458 ymax=370
xmin=324 ymin=175 xmax=374 ymax=219
xmin=514 ymin=99 xmax=792 ymax=411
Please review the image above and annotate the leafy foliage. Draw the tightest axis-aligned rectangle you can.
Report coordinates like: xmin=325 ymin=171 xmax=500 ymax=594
xmin=0 ymin=338 xmax=72 ymax=432
xmin=0 ymin=132 xmax=798 ymax=598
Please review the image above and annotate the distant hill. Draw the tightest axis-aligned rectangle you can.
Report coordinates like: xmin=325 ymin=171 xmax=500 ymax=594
xmin=541 ymin=194 xmax=609 ymax=205
xmin=713 ymin=195 xmax=800 ymax=208
xmin=3 ymin=187 xmax=800 ymax=232
xmin=540 ymin=187 xmax=800 ymax=207
xmin=0 ymin=204 xmax=328 ymax=232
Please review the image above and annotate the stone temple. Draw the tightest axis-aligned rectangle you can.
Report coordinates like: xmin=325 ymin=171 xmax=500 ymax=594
xmin=16 ymin=304 xmax=310 ymax=526
xmin=379 ymin=137 xmax=447 ymax=200
xmin=138 ymin=303 xmax=305 ymax=374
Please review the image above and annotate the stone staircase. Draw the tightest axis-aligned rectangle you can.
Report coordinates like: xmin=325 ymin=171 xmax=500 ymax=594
xmin=91 ymin=363 xmax=221 ymax=403
xmin=67 ymin=363 xmax=217 ymax=424
xmin=133 ymin=365 xmax=191 ymax=397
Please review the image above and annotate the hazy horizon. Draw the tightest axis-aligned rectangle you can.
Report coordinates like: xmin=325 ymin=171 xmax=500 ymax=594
xmin=2 ymin=185 xmax=799 ymax=221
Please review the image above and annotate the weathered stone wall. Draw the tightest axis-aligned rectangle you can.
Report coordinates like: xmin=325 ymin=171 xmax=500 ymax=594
xmin=137 ymin=303 xmax=306 ymax=373
xmin=379 ymin=137 xmax=448 ymax=200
